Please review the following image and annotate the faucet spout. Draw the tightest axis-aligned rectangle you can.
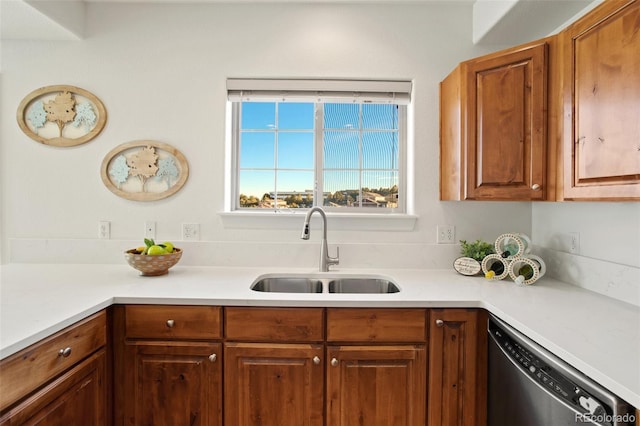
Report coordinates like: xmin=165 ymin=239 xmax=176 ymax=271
xmin=300 ymin=207 xmax=339 ymax=272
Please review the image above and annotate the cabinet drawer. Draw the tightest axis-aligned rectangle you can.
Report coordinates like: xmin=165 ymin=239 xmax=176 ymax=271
xmin=327 ymin=308 xmax=427 ymax=342
xmin=225 ymin=307 xmax=324 ymax=342
xmin=125 ymin=305 xmax=221 ymax=339
xmin=0 ymin=310 xmax=106 ymax=411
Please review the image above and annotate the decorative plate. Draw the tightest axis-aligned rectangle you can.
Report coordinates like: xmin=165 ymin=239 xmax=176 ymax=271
xmin=17 ymin=85 xmax=107 ymax=147
xmin=101 ymin=140 xmax=189 ymax=201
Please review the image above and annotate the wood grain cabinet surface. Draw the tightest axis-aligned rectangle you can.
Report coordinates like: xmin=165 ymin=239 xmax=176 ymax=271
xmin=0 ymin=311 xmax=107 ymax=425
xmin=224 ymin=342 xmax=324 ymax=426
xmin=560 ymin=0 xmax=640 ymax=200
xmin=428 ymin=309 xmax=488 ymax=426
xmin=96 ymin=305 xmax=488 ymax=426
xmin=327 ymin=344 xmax=427 ymax=426
xmin=326 ymin=308 xmax=429 ymax=426
xmin=440 ymin=41 xmax=548 ymax=201
xmin=224 ymin=308 xmax=324 ymax=426
xmin=113 ymin=305 xmax=223 ymax=426
xmin=441 ymin=0 xmax=640 ymax=202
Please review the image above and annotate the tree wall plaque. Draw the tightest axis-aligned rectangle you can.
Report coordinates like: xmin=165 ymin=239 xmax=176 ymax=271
xmin=17 ymin=85 xmax=107 ymax=147
xmin=101 ymin=140 xmax=189 ymax=201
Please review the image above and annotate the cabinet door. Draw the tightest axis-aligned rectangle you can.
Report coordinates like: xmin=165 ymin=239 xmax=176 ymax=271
xmin=0 ymin=350 xmax=106 ymax=426
xmin=562 ymin=0 xmax=640 ymax=199
xmin=224 ymin=343 xmax=324 ymax=426
xmin=428 ymin=309 xmax=487 ymax=426
xmin=465 ymin=42 xmax=547 ymax=200
xmin=124 ymin=341 xmax=222 ymax=426
xmin=327 ymin=345 xmax=426 ymax=426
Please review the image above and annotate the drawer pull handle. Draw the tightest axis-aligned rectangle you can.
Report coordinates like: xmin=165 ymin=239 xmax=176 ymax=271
xmin=209 ymin=354 xmax=217 ymax=363
xmin=166 ymin=319 xmax=175 ymax=328
xmin=435 ymin=319 xmax=444 ymax=327
xmin=58 ymin=347 xmax=72 ymax=358
xmin=331 ymin=358 xmax=339 ymax=367
xmin=313 ymin=356 xmax=321 ymax=365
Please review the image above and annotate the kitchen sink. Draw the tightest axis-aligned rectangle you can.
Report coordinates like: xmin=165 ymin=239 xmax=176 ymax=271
xmin=250 ymin=274 xmax=400 ymax=294
xmin=328 ymin=278 xmax=400 ymax=294
xmin=250 ymin=276 xmax=323 ymax=293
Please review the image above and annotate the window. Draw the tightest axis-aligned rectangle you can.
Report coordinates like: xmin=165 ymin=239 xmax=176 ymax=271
xmin=228 ymin=79 xmax=410 ymax=213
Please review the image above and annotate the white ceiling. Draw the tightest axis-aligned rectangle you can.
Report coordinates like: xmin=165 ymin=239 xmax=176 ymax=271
xmin=0 ymin=0 xmax=597 ymax=42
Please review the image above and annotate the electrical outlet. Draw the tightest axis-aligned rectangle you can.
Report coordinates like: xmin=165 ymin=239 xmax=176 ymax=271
xmin=182 ymin=223 xmax=200 ymax=241
xmin=145 ymin=221 xmax=156 ymax=239
xmin=437 ymin=225 xmax=455 ymax=244
xmin=569 ymin=232 xmax=580 ymax=254
xmin=98 ymin=221 xmax=110 ymax=239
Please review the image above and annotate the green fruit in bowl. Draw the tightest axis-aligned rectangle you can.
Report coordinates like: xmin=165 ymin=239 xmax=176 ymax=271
xmin=147 ymin=245 xmax=167 ymax=256
xmin=161 ymin=242 xmax=174 ymax=253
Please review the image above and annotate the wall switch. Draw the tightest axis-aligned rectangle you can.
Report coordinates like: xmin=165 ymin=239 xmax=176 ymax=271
xmin=437 ymin=225 xmax=455 ymax=244
xmin=182 ymin=223 xmax=200 ymax=241
xmin=99 ymin=221 xmax=110 ymax=239
xmin=145 ymin=221 xmax=156 ymax=240
xmin=569 ymin=232 xmax=580 ymax=254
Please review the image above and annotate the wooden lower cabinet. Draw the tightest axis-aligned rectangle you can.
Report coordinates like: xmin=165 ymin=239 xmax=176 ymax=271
xmin=111 ymin=305 xmax=486 ymax=426
xmin=0 ymin=311 xmax=107 ymax=426
xmin=428 ymin=309 xmax=488 ymax=426
xmin=224 ymin=343 xmax=324 ymax=426
xmin=114 ymin=305 xmax=223 ymax=426
xmin=0 ymin=350 xmax=106 ymax=426
xmin=327 ymin=345 xmax=427 ymax=426
xmin=122 ymin=341 xmax=222 ymax=426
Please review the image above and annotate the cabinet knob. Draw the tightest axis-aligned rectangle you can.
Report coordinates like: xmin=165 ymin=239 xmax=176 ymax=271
xmin=58 ymin=347 xmax=72 ymax=358
xmin=531 ymin=183 xmax=541 ymax=191
xmin=166 ymin=319 xmax=175 ymax=328
xmin=209 ymin=354 xmax=217 ymax=363
xmin=313 ymin=356 xmax=321 ymax=365
xmin=435 ymin=319 xmax=444 ymax=327
xmin=331 ymin=358 xmax=339 ymax=367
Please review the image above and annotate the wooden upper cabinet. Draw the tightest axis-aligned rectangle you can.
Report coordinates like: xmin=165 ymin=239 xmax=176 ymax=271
xmin=440 ymin=41 xmax=548 ymax=200
xmin=560 ymin=0 xmax=640 ymax=200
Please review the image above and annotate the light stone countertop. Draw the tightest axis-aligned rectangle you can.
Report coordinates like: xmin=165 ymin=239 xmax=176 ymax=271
xmin=0 ymin=263 xmax=638 ymax=407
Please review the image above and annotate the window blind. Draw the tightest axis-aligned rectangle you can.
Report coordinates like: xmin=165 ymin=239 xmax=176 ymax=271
xmin=227 ymin=78 xmax=412 ymax=104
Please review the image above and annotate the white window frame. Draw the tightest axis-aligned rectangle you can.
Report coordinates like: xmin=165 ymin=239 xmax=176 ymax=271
xmin=221 ymin=78 xmax=417 ymax=231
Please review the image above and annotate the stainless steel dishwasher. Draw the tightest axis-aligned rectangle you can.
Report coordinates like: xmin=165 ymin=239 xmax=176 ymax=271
xmin=488 ymin=315 xmax=636 ymax=426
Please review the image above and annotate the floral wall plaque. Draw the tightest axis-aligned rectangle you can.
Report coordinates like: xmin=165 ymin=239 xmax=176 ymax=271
xmin=17 ymin=85 xmax=107 ymax=147
xmin=101 ymin=140 xmax=189 ymax=201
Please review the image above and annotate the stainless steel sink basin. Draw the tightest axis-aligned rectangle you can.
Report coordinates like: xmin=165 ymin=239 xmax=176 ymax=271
xmin=250 ymin=276 xmax=323 ymax=293
xmin=328 ymin=278 xmax=400 ymax=294
xmin=250 ymin=274 xmax=400 ymax=294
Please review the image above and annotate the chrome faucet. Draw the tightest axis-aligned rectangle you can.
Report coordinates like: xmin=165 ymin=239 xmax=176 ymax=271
xmin=301 ymin=207 xmax=339 ymax=272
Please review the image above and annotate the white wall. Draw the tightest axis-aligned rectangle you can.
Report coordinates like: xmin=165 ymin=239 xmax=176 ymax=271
xmin=1 ymin=2 xmax=532 ymax=268
xmin=0 ymin=1 xmax=637 ymax=294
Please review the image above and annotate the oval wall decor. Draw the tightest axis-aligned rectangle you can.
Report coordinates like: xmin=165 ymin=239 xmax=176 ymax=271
xmin=101 ymin=140 xmax=189 ymax=201
xmin=17 ymin=85 xmax=107 ymax=147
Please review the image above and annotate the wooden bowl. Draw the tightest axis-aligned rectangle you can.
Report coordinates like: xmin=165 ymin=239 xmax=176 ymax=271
xmin=124 ymin=248 xmax=182 ymax=276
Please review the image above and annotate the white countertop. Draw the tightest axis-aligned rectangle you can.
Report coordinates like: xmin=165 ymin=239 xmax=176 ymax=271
xmin=1 ymin=263 xmax=638 ymax=407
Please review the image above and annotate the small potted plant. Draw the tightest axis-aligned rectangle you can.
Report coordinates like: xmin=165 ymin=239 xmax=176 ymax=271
xmin=454 ymin=239 xmax=495 ymax=276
